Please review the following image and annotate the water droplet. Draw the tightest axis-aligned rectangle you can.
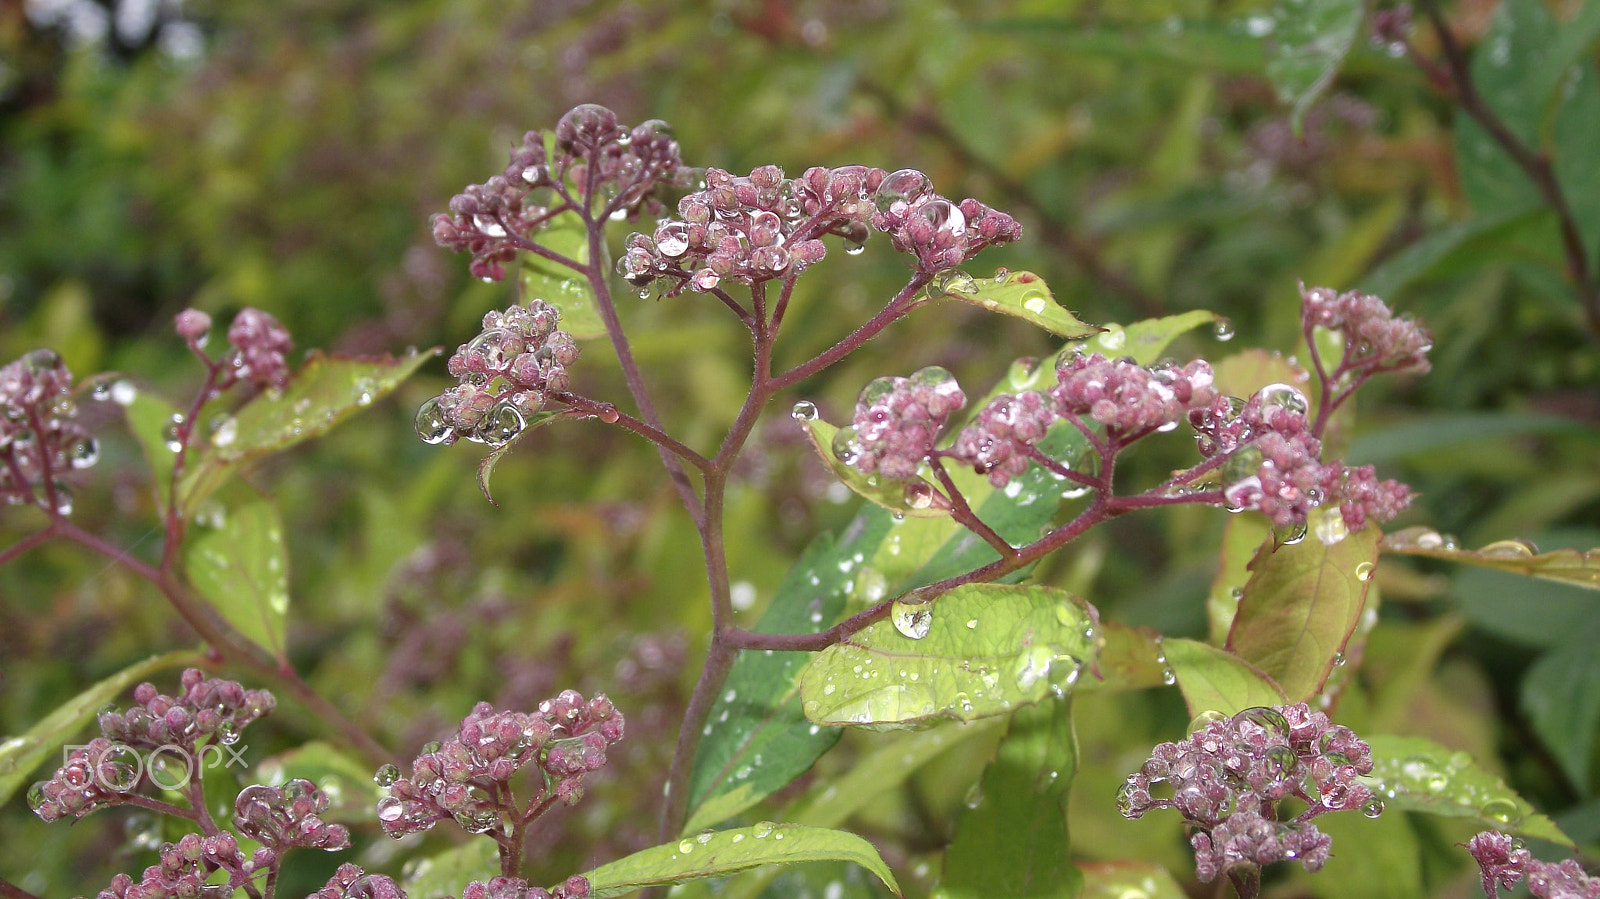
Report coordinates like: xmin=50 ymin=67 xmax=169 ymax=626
xmin=678 ymin=838 xmax=696 ymax=853
xmin=791 ymin=401 xmax=818 ymax=421
xmin=1480 ymin=798 xmax=1521 ymax=825
xmin=891 ymin=601 xmax=933 ymax=640
xmin=1238 ymin=706 xmax=1290 ymax=734
xmin=655 ymin=222 xmax=691 ymax=257
xmin=1213 ymin=317 xmax=1235 ymax=341
xmin=933 ymin=269 xmax=978 ymax=297
xmin=1279 ymin=522 xmax=1308 ymax=545
xmin=918 ymin=199 xmax=966 ymax=239
xmin=963 ymin=781 xmax=984 ymax=809
xmin=1480 ymin=539 xmax=1538 ymax=559
xmin=1355 ymin=561 xmax=1375 ymax=582
xmin=69 ymin=438 xmax=99 ymax=469
xmin=752 ymin=821 xmax=776 ymax=838
xmin=1362 ymin=798 xmax=1385 ymax=818
xmin=415 ymin=398 xmax=454 ymax=445
xmin=875 ymin=169 xmax=933 ymax=216
xmin=1022 ymin=292 xmax=1049 ymax=314
xmin=109 ymin=379 xmax=138 ymax=406
xmin=1331 ymin=651 xmax=1347 ymax=667
xmin=993 ymin=266 xmax=1010 ymax=282
xmin=830 ymin=426 xmax=863 ymax=466
xmin=902 ymin=481 xmax=945 ymax=511
xmin=1098 ymin=325 xmax=1126 ymax=352
xmin=209 ymin=416 xmax=238 ymax=449
xmin=1311 ymin=507 xmax=1349 ymax=546
xmin=479 ymin=401 xmax=525 ymax=447
xmin=21 ymin=349 xmax=61 ymax=375
xmin=844 ymin=242 xmax=866 ymax=256
xmin=1257 ymin=382 xmax=1309 ymax=418
xmin=162 ymin=414 xmax=186 ymax=453
xmin=420 ymin=741 xmax=442 ymax=755
xmin=374 ymin=764 xmax=400 ymax=787
xmin=1160 ymin=667 xmax=1177 ymax=686
xmin=52 ymin=486 xmax=73 ymax=516
xmin=1187 ymin=709 xmax=1228 ymax=732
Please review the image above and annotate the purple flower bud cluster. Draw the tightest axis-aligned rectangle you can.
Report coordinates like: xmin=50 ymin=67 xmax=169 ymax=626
xmin=375 ymin=691 xmax=624 ymax=839
xmin=433 ymin=105 xmax=684 ymax=283
xmin=415 ymin=300 xmax=577 ymax=448
xmin=871 ymin=168 xmax=1023 ymax=271
xmin=462 ymin=875 xmax=591 ymax=899
xmin=1118 ymin=704 xmax=1382 ymax=883
xmin=1191 ymin=385 xmax=1412 ymax=530
xmin=1052 ymin=353 xmax=1218 ymax=438
xmin=222 ymin=308 xmax=294 ymax=392
xmin=949 ymin=391 xmax=1058 ymax=487
xmin=99 ymin=668 xmax=276 ymax=750
xmin=840 ymin=366 xmax=966 ymax=479
xmin=0 ymin=348 xmax=95 ymax=511
xmin=28 ymin=738 xmax=138 ymax=822
xmin=1301 ymin=284 xmax=1431 ymax=375
xmin=312 ymin=864 xmax=408 ymax=899
xmin=1466 ymin=830 xmax=1600 ymax=898
xmin=233 ymin=779 xmax=350 ymax=851
xmin=617 ymin=164 xmax=862 ymax=293
xmin=91 ymin=832 xmax=265 ymax=899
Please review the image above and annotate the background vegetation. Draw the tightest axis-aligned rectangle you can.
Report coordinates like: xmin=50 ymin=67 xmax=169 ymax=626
xmin=3 ymin=1 xmax=1598 ymax=896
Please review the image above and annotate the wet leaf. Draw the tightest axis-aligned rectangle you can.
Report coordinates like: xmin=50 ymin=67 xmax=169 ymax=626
xmin=476 ymin=409 xmax=568 ymax=505
xmin=181 ymin=350 xmax=433 ymax=510
xmin=585 ymin=823 xmax=900 ymax=899
xmin=937 ymin=270 xmax=1102 ymax=338
xmin=934 ymin=698 xmax=1082 ymax=899
xmin=0 ymin=650 xmax=203 ymax=807
xmin=1164 ymin=637 xmax=1286 ymax=718
xmin=185 ymin=487 xmax=289 ymax=659
xmin=1077 ymin=621 xmax=1168 ymax=692
xmin=401 ymin=838 xmax=499 ymax=899
xmin=520 ymin=210 xmax=605 ymax=339
xmin=1207 ymin=515 xmax=1271 ymax=644
xmin=684 ymin=525 xmax=891 ymax=833
xmin=1363 ymin=734 xmax=1572 ymax=847
xmin=1520 ymin=616 xmax=1600 ymax=793
xmin=799 ymin=584 xmax=1098 ymax=727
xmin=121 ymin=387 xmax=184 ymax=509
xmin=1265 ymin=0 xmax=1364 ymax=135
xmin=1227 ymin=526 xmax=1379 ymax=701
xmin=1079 ymin=862 xmax=1187 ymax=899
xmin=1381 ymin=528 xmax=1600 ymax=591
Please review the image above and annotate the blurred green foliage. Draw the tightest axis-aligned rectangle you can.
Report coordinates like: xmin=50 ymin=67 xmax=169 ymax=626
xmin=3 ymin=1 xmax=1600 ymax=897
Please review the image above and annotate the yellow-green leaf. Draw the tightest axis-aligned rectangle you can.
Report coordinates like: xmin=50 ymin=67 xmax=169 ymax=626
xmin=936 ymin=270 xmax=1102 ymax=338
xmin=1381 ymin=528 xmax=1600 ymax=591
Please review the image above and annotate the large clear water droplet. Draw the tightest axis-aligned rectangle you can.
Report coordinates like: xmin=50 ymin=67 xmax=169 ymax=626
xmin=373 ymin=764 xmax=400 ymax=787
xmin=480 ymin=400 xmax=525 ymax=447
xmin=875 ymin=169 xmax=932 ymax=216
xmin=415 ymin=398 xmax=454 ymax=445
xmin=891 ymin=601 xmax=932 ymax=640
xmin=917 ymin=198 xmax=966 ymax=238
xmin=791 ymin=401 xmax=818 ymax=421
xmin=655 ymin=222 xmax=691 ymax=257
xmin=69 ymin=438 xmax=99 ymax=469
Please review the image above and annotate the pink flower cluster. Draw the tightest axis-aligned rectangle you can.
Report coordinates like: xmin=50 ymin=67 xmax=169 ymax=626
xmin=845 ymin=366 xmax=967 ymax=479
xmin=91 ymin=833 xmax=267 ymax=899
xmin=1051 ymin=353 xmax=1218 ymax=437
xmin=1301 ymin=284 xmax=1432 ymax=376
xmin=463 ymin=875 xmax=591 ymax=899
xmin=949 ymin=391 xmax=1059 ymax=487
xmin=376 ymin=691 xmax=624 ymax=839
xmin=0 ymin=348 xmax=95 ymax=511
xmin=233 ymin=779 xmax=350 ymax=851
xmin=1466 ymin=830 xmax=1600 ymax=898
xmin=1118 ymin=704 xmax=1381 ymax=883
xmin=416 ymin=300 xmax=577 ymax=447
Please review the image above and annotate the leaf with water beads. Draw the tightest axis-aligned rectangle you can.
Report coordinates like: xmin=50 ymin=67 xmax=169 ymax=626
xmin=934 ymin=270 xmax=1102 ymax=339
xmin=519 ymin=210 xmax=605 ymax=339
xmin=1078 ymin=863 xmax=1187 ymax=899
xmin=185 ymin=485 xmax=290 ymax=660
xmin=799 ymin=584 xmax=1099 ymax=727
xmin=1362 ymin=734 xmax=1573 ymax=848
xmin=1380 ymin=528 xmax=1600 ymax=591
xmin=584 ymin=822 xmax=901 ymax=898
xmin=798 ymin=417 xmax=952 ymax=519
xmin=1162 ymin=637 xmax=1286 ymax=718
xmin=1264 ymin=0 xmax=1364 ymax=136
xmin=0 ymin=649 xmax=202 ymax=809
xmin=180 ymin=349 xmax=434 ymax=512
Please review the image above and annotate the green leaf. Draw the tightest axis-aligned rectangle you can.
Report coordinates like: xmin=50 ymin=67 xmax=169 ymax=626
xmin=1455 ymin=0 xmax=1552 ymax=216
xmin=120 ymin=386 xmax=184 ymax=509
xmin=935 ymin=271 xmax=1102 ymax=339
xmin=798 ymin=417 xmax=953 ymax=519
xmin=180 ymin=349 xmax=434 ymax=510
xmin=1077 ymin=621 xmax=1168 ymax=692
xmin=1207 ymin=514 xmax=1272 ymax=644
xmin=253 ymin=740 xmax=384 ymax=825
xmin=1079 ymin=862 xmax=1186 ymax=899
xmin=476 ymin=409 xmax=568 ymax=505
xmin=584 ymin=823 xmax=901 ymax=899
xmin=799 ymin=584 xmax=1098 ymax=727
xmin=401 ymin=837 xmax=499 ymax=899
xmin=1357 ymin=201 xmax=1544 ymax=301
xmin=1552 ymin=58 xmax=1600 ymax=270
xmin=684 ymin=527 xmax=890 ymax=833
xmin=1363 ymin=734 xmax=1572 ymax=847
xmin=520 ymin=210 xmax=605 ymax=339
xmin=1226 ymin=526 xmax=1379 ymax=702
xmin=982 ymin=18 xmax=1267 ymax=72
xmin=1264 ymin=0 xmax=1364 ymax=135
xmin=185 ymin=488 xmax=290 ymax=658
xmin=1520 ymin=616 xmax=1600 ymax=793
xmin=1164 ymin=638 xmax=1286 ymax=718
xmin=1292 ymin=809 xmax=1423 ymax=899
xmin=933 ymin=698 xmax=1082 ymax=899
xmin=0 ymin=649 xmax=203 ymax=807
xmin=1380 ymin=528 xmax=1600 ymax=591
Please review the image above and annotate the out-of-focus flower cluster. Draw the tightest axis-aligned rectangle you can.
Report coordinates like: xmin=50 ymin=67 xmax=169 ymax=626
xmin=29 ymin=670 xmax=275 ymax=823
xmin=1117 ymin=704 xmax=1382 ymax=883
xmin=618 ymin=163 xmax=1022 ymax=295
xmin=1301 ymin=284 xmax=1431 ymax=377
xmin=312 ymin=864 xmax=408 ymax=899
xmin=375 ymin=691 xmax=624 ymax=839
xmin=837 ymin=366 xmax=966 ymax=480
xmin=462 ymin=875 xmax=591 ymax=899
xmin=415 ymin=300 xmax=578 ymax=448
xmin=1466 ymin=830 xmax=1600 ymax=898
xmin=433 ymin=104 xmax=686 ymax=282
xmin=1192 ymin=383 xmax=1412 ymax=530
xmin=172 ymin=307 xmax=296 ymax=393
xmin=91 ymin=832 xmax=266 ymax=899
xmin=0 ymin=348 xmax=96 ymax=512
xmin=233 ymin=779 xmax=350 ymax=851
